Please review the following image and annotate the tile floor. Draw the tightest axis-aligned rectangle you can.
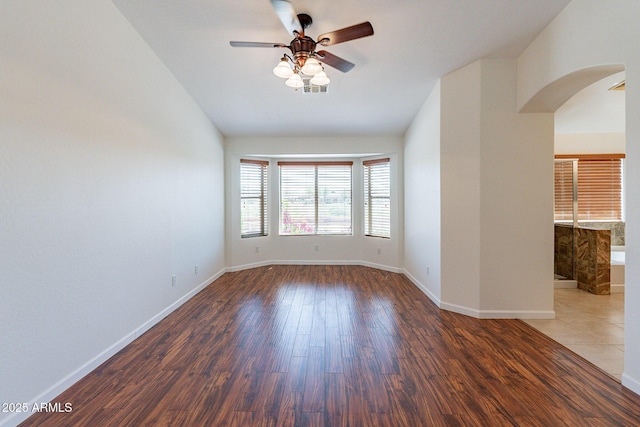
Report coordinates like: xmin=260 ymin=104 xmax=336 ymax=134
xmin=524 ymin=288 xmax=625 ymax=381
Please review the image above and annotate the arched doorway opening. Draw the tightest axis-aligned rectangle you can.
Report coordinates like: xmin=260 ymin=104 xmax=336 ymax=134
xmin=524 ymin=65 xmax=626 ymax=381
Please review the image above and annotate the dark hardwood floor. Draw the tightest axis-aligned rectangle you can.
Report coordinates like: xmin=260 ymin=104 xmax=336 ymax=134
xmin=21 ymin=265 xmax=640 ymax=426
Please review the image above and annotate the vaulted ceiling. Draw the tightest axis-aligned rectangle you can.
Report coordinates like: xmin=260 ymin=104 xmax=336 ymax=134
xmin=112 ymin=0 xmax=571 ymax=137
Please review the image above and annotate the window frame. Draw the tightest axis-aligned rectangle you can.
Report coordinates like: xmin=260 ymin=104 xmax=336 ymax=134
xmin=278 ymin=161 xmax=353 ymax=236
xmin=363 ymin=157 xmax=391 ymax=238
xmin=240 ymin=158 xmax=269 ymax=238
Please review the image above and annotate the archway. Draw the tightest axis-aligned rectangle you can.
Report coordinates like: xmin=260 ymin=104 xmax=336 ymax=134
xmin=519 ymin=64 xmax=625 ymax=113
xmin=521 ymin=65 xmax=625 ymax=379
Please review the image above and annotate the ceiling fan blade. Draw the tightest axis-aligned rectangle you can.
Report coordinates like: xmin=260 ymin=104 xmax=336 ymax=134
xmin=230 ymin=41 xmax=288 ymax=48
xmin=270 ymin=0 xmax=303 ymax=36
xmin=318 ymin=22 xmax=374 ymax=46
xmin=315 ymin=50 xmax=355 ymax=73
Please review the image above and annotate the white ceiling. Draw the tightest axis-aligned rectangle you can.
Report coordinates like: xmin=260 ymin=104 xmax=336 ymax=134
xmin=112 ymin=0 xmax=571 ymax=137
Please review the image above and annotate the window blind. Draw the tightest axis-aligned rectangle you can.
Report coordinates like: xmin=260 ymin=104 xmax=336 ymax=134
xmin=554 ymin=155 xmax=623 ymax=222
xmin=554 ymin=160 xmax=574 ymax=222
xmin=577 ymin=158 xmax=622 ymax=221
xmin=240 ymin=159 xmax=268 ymax=238
xmin=278 ymin=161 xmax=352 ymax=235
xmin=363 ymin=158 xmax=391 ymax=238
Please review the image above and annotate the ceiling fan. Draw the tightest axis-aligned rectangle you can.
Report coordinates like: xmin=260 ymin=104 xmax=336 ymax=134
xmin=229 ymin=0 xmax=374 ymax=88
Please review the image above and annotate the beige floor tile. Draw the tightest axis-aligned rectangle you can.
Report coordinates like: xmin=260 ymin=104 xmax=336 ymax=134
xmin=524 ymin=288 xmax=624 ymax=381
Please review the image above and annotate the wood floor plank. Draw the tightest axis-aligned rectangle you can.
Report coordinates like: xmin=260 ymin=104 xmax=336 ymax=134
xmin=19 ymin=265 xmax=640 ymax=426
xmin=301 ymin=346 xmax=325 ymax=413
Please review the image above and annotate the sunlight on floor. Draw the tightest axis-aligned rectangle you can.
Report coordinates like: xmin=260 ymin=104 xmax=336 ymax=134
xmin=524 ymin=288 xmax=624 ymax=381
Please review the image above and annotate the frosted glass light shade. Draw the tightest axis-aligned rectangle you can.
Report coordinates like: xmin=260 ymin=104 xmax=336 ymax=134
xmin=310 ymin=71 xmax=330 ymax=86
xmin=301 ymin=57 xmax=322 ymax=75
xmin=273 ymin=59 xmax=293 ymax=78
xmin=285 ymin=73 xmax=304 ymax=88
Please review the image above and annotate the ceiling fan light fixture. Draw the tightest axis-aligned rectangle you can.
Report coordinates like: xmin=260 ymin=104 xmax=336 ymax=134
xmin=285 ymin=73 xmax=304 ymax=88
xmin=273 ymin=58 xmax=293 ymax=78
xmin=230 ymin=1 xmax=374 ymax=90
xmin=301 ymin=57 xmax=322 ymax=75
xmin=310 ymin=70 xmax=330 ymax=86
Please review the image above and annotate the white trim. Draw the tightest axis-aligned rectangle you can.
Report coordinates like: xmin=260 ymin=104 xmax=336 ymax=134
xmin=476 ymin=310 xmax=556 ymax=319
xmin=555 ymin=279 xmax=625 ymax=294
xmin=0 ymin=269 xmax=225 ymax=427
xmin=357 ymin=260 xmax=402 ymax=273
xmin=133 ymin=269 xmax=225 ymax=338
xmin=438 ymin=301 xmax=555 ymax=319
xmin=438 ymin=301 xmax=482 ymax=318
xmin=622 ymin=373 xmax=640 ymax=396
xmin=610 ymin=284 xmax=625 ymax=294
xmin=401 ymin=269 xmax=555 ymax=320
xmin=554 ymin=279 xmax=577 ymax=289
xmin=401 ymin=268 xmax=441 ymax=307
xmin=228 ymin=259 xmax=402 ymax=273
xmin=225 ymin=260 xmax=272 ymax=272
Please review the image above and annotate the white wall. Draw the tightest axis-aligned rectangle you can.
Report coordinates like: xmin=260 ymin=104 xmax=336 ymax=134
xmin=555 ymin=133 xmax=625 ymax=155
xmin=517 ymin=0 xmax=640 ymax=395
xmin=224 ymin=136 xmax=403 ymax=272
xmin=440 ymin=59 xmax=555 ymax=317
xmin=0 ymin=2 xmax=225 ymax=425
xmin=403 ymin=82 xmax=442 ymax=303
xmin=439 ymin=61 xmax=483 ymax=313
xmin=405 ymin=59 xmax=555 ymax=319
xmin=476 ymin=59 xmax=555 ymax=316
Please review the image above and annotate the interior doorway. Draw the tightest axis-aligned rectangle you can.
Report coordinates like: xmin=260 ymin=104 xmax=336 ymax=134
xmin=527 ymin=71 xmax=626 ymax=380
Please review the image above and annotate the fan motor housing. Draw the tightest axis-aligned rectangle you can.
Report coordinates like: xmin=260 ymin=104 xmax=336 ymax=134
xmin=290 ymin=36 xmax=316 ymax=68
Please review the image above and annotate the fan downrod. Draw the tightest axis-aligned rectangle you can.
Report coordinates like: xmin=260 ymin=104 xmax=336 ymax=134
xmin=297 ymin=13 xmax=312 ymax=31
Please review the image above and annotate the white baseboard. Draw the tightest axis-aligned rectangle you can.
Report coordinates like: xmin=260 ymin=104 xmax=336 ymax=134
xmin=611 ymin=284 xmax=625 ymax=294
xmin=230 ymin=263 xmax=556 ymax=322
xmin=225 ymin=260 xmax=272 ymax=272
xmin=401 ymin=270 xmax=555 ymax=320
xmin=0 ymin=331 xmax=139 ymax=427
xmin=480 ymin=309 xmax=556 ymax=319
xmin=228 ymin=259 xmax=402 ymax=274
xmin=554 ymin=279 xmax=577 ymax=289
xmin=437 ymin=301 xmax=481 ymax=318
xmin=272 ymin=259 xmax=363 ymax=267
xmin=622 ymin=373 xmax=640 ymax=396
xmin=554 ymin=280 xmax=624 ymax=294
xmin=0 ymin=268 xmax=225 ymax=427
xmin=439 ymin=301 xmax=555 ymax=319
xmin=401 ymin=268 xmax=441 ymax=307
xmin=133 ymin=269 xmax=226 ymax=338
xmin=353 ymin=260 xmax=403 ymax=273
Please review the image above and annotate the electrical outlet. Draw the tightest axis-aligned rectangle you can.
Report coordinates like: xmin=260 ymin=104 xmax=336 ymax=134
xmin=427 ymin=267 xmax=430 ymax=276
xmin=195 ymin=265 xmax=199 ymax=274
xmin=314 ymin=244 xmax=319 ymax=252
xmin=255 ymin=246 xmax=259 ymax=253
xmin=171 ymin=275 xmax=177 ymax=287
xmin=377 ymin=248 xmax=382 ymax=255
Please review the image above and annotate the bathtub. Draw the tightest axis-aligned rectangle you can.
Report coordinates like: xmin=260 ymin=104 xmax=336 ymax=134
xmin=610 ymin=245 xmax=625 ymax=293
